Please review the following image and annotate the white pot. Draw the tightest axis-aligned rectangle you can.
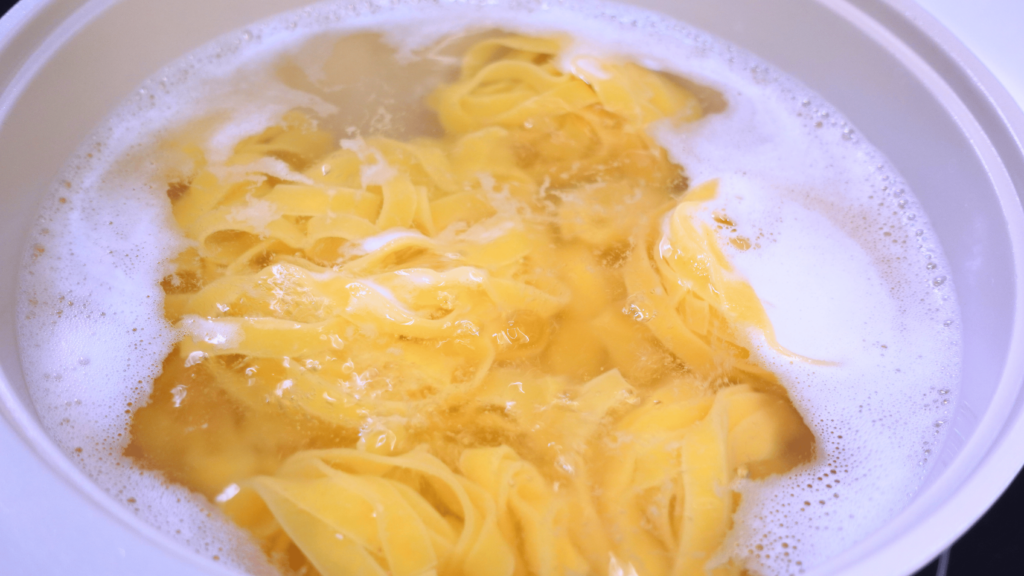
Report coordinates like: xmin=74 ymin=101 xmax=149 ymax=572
xmin=1 ymin=1 xmax=1022 ymax=574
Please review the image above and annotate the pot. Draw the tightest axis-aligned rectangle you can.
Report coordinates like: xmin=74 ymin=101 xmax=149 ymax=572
xmin=1 ymin=1 xmax=1022 ymax=574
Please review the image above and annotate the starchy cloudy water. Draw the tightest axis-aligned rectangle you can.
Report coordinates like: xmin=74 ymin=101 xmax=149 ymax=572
xmin=16 ymin=1 xmax=961 ymax=574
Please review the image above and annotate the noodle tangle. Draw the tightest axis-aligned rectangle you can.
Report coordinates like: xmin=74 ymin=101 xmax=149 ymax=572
xmin=128 ymin=34 xmax=816 ymax=576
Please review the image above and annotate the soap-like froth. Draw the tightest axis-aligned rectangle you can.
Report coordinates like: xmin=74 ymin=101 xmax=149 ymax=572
xmin=16 ymin=1 xmax=961 ymax=574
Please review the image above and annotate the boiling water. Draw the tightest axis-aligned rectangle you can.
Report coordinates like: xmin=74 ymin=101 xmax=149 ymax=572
xmin=16 ymin=1 xmax=961 ymax=574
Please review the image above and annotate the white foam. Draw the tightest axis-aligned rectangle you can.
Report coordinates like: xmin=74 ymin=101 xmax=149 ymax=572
xmin=211 ymin=158 xmax=315 ymax=186
xmin=15 ymin=1 xmax=961 ymax=574
xmin=181 ymin=316 xmax=244 ymax=349
xmin=356 ymin=228 xmax=428 ymax=253
xmin=227 ymin=196 xmax=282 ymax=233
xmin=340 ymin=137 xmax=400 ymax=186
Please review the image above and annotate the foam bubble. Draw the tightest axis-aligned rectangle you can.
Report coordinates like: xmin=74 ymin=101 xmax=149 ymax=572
xmin=16 ymin=1 xmax=961 ymax=574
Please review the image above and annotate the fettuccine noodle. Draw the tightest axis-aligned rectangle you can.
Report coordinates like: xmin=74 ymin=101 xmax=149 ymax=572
xmin=128 ymin=35 xmax=815 ymax=576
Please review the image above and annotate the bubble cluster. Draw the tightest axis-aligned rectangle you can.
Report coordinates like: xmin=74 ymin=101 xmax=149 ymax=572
xmin=15 ymin=0 xmax=961 ymax=574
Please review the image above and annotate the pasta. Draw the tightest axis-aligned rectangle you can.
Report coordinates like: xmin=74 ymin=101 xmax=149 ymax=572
xmin=127 ymin=34 xmax=815 ymax=576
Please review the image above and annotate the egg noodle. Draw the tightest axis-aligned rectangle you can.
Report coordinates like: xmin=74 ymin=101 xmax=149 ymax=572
xmin=128 ymin=35 xmax=815 ymax=576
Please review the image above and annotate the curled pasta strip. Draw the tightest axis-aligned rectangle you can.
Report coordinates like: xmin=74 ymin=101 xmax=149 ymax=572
xmin=623 ymin=179 xmax=825 ymax=375
xmin=594 ymin=382 xmax=812 ymax=576
xmin=460 ymin=446 xmax=590 ymax=576
xmin=431 ymin=36 xmax=700 ymax=134
xmin=247 ymin=447 xmax=525 ymax=576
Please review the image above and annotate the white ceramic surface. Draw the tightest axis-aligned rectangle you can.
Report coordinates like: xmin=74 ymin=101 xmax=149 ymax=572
xmin=1 ymin=1 xmax=1022 ymax=575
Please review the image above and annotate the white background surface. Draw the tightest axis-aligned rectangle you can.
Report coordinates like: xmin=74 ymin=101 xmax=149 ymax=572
xmin=0 ymin=1 xmax=1021 ymax=575
xmin=916 ymin=0 xmax=1024 ymax=108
